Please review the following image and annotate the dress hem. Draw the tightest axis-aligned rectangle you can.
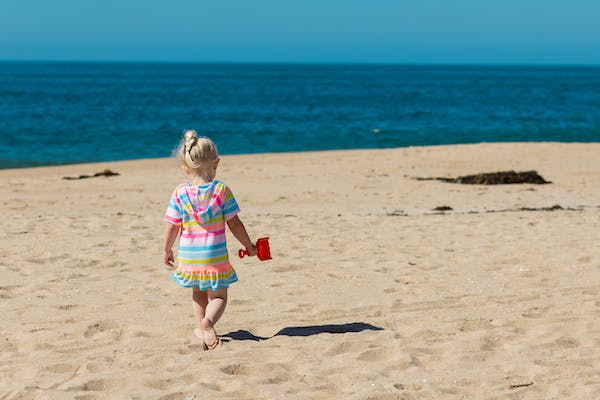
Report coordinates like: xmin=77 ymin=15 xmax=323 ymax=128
xmin=171 ymin=273 xmax=239 ymax=291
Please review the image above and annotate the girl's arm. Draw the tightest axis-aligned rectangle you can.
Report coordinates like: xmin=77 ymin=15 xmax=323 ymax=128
xmin=163 ymin=222 xmax=180 ymax=269
xmin=227 ymin=215 xmax=257 ymax=256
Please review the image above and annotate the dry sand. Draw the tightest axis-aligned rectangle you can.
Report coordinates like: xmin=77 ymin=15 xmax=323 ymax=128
xmin=1 ymin=142 xmax=599 ymax=399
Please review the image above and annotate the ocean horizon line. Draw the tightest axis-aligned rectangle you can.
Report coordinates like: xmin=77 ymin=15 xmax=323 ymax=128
xmin=2 ymin=59 xmax=600 ymax=68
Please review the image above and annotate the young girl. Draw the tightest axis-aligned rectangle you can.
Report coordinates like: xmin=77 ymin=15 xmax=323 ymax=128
xmin=163 ymin=130 xmax=257 ymax=349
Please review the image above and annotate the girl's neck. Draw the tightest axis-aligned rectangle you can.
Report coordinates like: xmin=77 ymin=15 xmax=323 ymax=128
xmin=189 ymin=175 xmax=214 ymax=186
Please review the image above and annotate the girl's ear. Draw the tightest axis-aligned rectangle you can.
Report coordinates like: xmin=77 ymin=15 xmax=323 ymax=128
xmin=181 ymin=165 xmax=190 ymax=175
xmin=211 ymin=159 xmax=220 ymax=172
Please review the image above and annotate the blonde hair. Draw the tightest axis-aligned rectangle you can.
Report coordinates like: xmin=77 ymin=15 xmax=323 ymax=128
xmin=177 ymin=130 xmax=219 ymax=178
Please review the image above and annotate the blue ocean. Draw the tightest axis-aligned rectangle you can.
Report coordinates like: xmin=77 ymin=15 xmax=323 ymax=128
xmin=1 ymin=62 xmax=599 ymax=169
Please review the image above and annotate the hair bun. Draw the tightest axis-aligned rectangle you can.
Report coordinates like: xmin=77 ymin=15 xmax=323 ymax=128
xmin=184 ymin=129 xmax=198 ymax=149
xmin=184 ymin=130 xmax=198 ymax=141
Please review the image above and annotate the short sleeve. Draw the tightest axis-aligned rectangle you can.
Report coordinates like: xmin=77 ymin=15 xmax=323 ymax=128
xmin=164 ymin=188 xmax=182 ymax=225
xmin=221 ymin=184 xmax=241 ymax=221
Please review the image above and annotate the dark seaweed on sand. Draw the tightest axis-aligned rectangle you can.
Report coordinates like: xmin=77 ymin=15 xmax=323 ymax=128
xmin=62 ymin=169 xmax=120 ymax=180
xmin=415 ymin=170 xmax=551 ymax=185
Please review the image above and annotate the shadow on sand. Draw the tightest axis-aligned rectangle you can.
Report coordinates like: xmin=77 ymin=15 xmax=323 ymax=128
xmin=221 ymin=322 xmax=383 ymax=342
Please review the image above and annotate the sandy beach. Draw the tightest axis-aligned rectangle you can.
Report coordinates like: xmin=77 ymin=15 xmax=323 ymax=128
xmin=1 ymin=142 xmax=599 ymax=399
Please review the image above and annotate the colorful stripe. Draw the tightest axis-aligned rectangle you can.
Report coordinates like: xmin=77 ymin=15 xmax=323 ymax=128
xmin=180 ymin=229 xmax=226 ymax=239
xmin=178 ymin=242 xmax=227 ymax=251
xmin=164 ymin=215 xmax=181 ymax=224
xmin=171 ymin=269 xmax=238 ymax=290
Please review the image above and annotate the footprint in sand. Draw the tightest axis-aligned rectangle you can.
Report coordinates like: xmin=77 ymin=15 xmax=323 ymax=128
xmin=83 ymin=321 xmax=121 ymax=338
xmin=357 ymin=347 xmax=391 ymax=362
xmin=157 ymin=393 xmax=193 ymax=400
xmin=260 ymin=363 xmax=294 ymax=384
xmin=554 ymin=336 xmax=580 ymax=348
xmin=480 ymin=335 xmax=502 ymax=351
xmin=30 ymin=254 xmax=71 ymax=265
xmin=220 ymin=363 xmax=251 ymax=376
xmin=73 ymin=258 xmax=99 ymax=268
xmin=130 ymin=330 xmax=151 ymax=338
xmin=181 ymin=343 xmax=207 ymax=353
xmin=34 ymin=342 xmax=55 ymax=350
xmin=145 ymin=378 xmax=177 ymax=391
xmin=0 ymin=337 xmax=18 ymax=352
xmin=323 ymin=340 xmax=367 ymax=356
xmin=46 ymin=363 xmax=78 ymax=374
xmin=457 ymin=318 xmax=493 ymax=332
xmin=84 ymin=361 xmax=110 ymax=374
xmin=68 ymin=379 xmax=108 ymax=392
xmin=0 ymin=284 xmax=23 ymax=299
xmin=67 ymin=273 xmax=87 ymax=281
xmin=271 ymin=264 xmax=310 ymax=273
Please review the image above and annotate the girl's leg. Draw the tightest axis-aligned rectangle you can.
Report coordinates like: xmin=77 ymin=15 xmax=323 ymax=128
xmin=201 ymin=288 xmax=228 ymax=348
xmin=205 ymin=288 xmax=228 ymax=324
xmin=192 ymin=287 xmax=208 ymax=337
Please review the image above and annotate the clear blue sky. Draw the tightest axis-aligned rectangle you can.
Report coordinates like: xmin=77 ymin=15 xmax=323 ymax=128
xmin=1 ymin=0 xmax=599 ymax=64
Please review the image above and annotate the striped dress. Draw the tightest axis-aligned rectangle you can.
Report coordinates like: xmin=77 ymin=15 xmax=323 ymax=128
xmin=164 ymin=180 xmax=240 ymax=290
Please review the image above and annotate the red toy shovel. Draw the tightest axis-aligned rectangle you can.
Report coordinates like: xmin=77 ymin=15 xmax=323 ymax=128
xmin=239 ymin=237 xmax=272 ymax=261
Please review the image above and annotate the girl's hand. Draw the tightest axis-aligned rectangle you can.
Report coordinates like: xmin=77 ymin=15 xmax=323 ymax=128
xmin=163 ymin=223 xmax=180 ymax=270
xmin=246 ymin=244 xmax=258 ymax=257
xmin=164 ymin=249 xmax=175 ymax=270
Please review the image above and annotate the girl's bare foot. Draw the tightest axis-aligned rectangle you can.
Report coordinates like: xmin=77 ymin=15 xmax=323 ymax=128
xmin=201 ymin=318 xmax=220 ymax=349
xmin=193 ymin=328 xmax=209 ymax=350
